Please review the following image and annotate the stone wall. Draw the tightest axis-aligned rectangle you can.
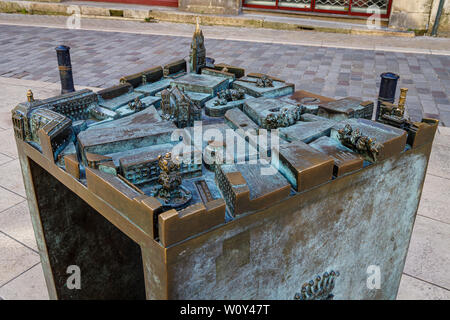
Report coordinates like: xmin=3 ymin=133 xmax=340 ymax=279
xmin=20 ymin=0 xmax=62 ymax=2
xmin=389 ymin=0 xmax=449 ymax=34
xmin=178 ymin=0 xmax=241 ymax=15
xmin=429 ymin=0 xmax=450 ymax=33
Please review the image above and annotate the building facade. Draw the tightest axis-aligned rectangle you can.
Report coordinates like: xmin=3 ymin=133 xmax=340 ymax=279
xmin=389 ymin=0 xmax=449 ymax=33
xmin=241 ymin=0 xmax=393 ymax=18
xmin=135 ymin=0 xmax=448 ymax=34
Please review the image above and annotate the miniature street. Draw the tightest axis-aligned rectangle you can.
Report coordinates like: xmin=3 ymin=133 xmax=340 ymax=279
xmin=0 ymin=13 xmax=449 ymax=300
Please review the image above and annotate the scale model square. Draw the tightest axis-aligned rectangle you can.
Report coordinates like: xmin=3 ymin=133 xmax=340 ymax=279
xmin=171 ymin=73 xmax=228 ymax=96
xmin=279 ymin=120 xmax=335 ymax=144
xmin=114 ymin=96 xmax=162 ymax=118
xmin=205 ymin=94 xmax=250 ymax=117
xmin=99 ymin=92 xmax=145 ymax=111
xmin=280 ymin=90 xmax=336 ymax=114
xmin=134 ymin=78 xmax=172 ymax=96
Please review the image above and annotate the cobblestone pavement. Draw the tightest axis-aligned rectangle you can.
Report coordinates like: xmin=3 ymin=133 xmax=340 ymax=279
xmin=0 ymin=17 xmax=449 ymax=125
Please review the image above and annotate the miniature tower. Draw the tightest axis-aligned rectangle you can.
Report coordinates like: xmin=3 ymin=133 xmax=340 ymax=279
xmin=397 ymin=88 xmax=408 ymax=116
xmin=160 ymin=89 xmax=173 ymax=120
xmin=189 ymin=17 xmax=206 ymax=74
xmin=27 ymin=89 xmax=34 ymax=103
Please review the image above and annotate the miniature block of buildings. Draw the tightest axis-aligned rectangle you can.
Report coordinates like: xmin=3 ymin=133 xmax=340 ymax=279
xmin=171 ymin=73 xmax=228 ymax=96
xmin=233 ymin=75 xmax=295 ymax=98
xmin=243 ymin=97 xmax=301 ymax=129
xmin=11 ymin=22 xmax=440 ymax=300
xmin=309 ymin=136 xmax=364 ymax=177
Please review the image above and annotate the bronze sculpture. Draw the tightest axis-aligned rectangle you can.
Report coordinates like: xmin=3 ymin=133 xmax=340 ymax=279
xmin=338 ymin=124 xmax=383 ymax=162
xmin=214 ymin=88 xmax=245 ymax=106
xmin=10 ymin=20 xmax=440 ymax=300
xmin=152 ymin=152 xmax=192 ymax=207
xmin=256 ymin=75 xmax=274 ymax=88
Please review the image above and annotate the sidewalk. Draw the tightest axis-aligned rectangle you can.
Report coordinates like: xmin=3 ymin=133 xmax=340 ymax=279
xmin=0 ymin=8 xmax=449 ymax=56
xmin=0 ymin=14 xmax=449 ymax=125
xmin=0 ymin=0 xmax=418 ymax=37
xmin=0 ymin=77 xmax=449 ymax=300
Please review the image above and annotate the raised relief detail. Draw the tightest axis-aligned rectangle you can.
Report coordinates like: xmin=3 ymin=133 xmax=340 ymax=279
xmin=261 ymin=106 xmax=302 ymax=130
xmin=128 ymin=97 xmax=144 ymax=112
xmin=294 ymin=270 xmax=340 ymax=300
xmin=256 ymin=75 xmax=273 ymax=88
xmin=151 ymin=152 xmax=192 ymax=208
xmin=338 ymin=124 xmax=383 ymax=162
xmin=214 ymin=88 xmax=245 ymax=106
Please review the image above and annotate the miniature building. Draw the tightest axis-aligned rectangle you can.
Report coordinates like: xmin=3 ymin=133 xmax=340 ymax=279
xmin=119 ymin=143 xmax=202 ymax=185
xmin=160 ymin=86 xmax=202 ymax=127
xmin=37 ymin=89 xmax=97 ymax=121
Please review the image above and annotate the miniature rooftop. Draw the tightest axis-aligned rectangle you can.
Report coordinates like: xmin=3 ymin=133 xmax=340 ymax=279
xmin=11 ymin=21 xmax=439 ymax=248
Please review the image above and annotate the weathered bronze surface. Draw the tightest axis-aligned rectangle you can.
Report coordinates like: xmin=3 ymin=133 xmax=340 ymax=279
xmin=331 ymin=118 xmax=407 ymax=162
xmin=309 ymin=136 xmax=364 ymax=177
xmin=274 ymin=140 xmax=335 ymax=192
xmin=11 ymin=22 xmax=438 ymax=300
xmin=337 ymin=124 xmax=383 ymax=162
xmin=243 ymin=97 xmax=302 ymax=129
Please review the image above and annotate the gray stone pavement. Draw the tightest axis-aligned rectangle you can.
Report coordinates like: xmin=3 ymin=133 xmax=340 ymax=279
xmin=0 ymin=14 xmax=449 ymax=125
xmin=0 ymin=77 xmax=449 ymax=300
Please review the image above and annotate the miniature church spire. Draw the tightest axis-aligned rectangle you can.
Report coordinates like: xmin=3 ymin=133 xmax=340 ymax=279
xmin=189 ymin=17 xmax=206 ymax=74
xmin=195 ymin=16 xmax=200 ymax=33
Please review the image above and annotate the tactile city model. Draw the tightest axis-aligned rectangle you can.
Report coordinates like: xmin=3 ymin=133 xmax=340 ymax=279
xmin=12 ymin=21 xmax=439 ymax=300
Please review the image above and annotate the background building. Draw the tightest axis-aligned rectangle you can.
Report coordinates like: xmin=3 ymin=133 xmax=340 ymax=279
xmin=90 ymin=0 xmax=447 ymax=35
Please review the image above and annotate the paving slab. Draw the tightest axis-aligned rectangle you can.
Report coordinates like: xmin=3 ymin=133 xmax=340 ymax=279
xmin=427 ymin=144 xmax=450 ymax=180
xmin=0 ymin=153 xmax=13 ymax=166
xmin=418 ymin=174 xmax=450 ymax=225
xmin=403 ymin=215 xmax=450 ymax=290
xmin=435 ymin=127 xmax=450 ymax=147
xmin=0 ymin=263 xmax=49 ymax=300
xmin=0 ymin=160 xmax=26 ymax=198
xmin=0 ymin=183 xmax=24 ymax=212
xmin=0 ymin=129 xmax=19 ymax=159
xmin=397 ymin=274 xmax=450 ymax=300
xmin=0 ymin=232 xmax=40 ymax=287
xmin=0 ymin=201 xmax=37 ymax=251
